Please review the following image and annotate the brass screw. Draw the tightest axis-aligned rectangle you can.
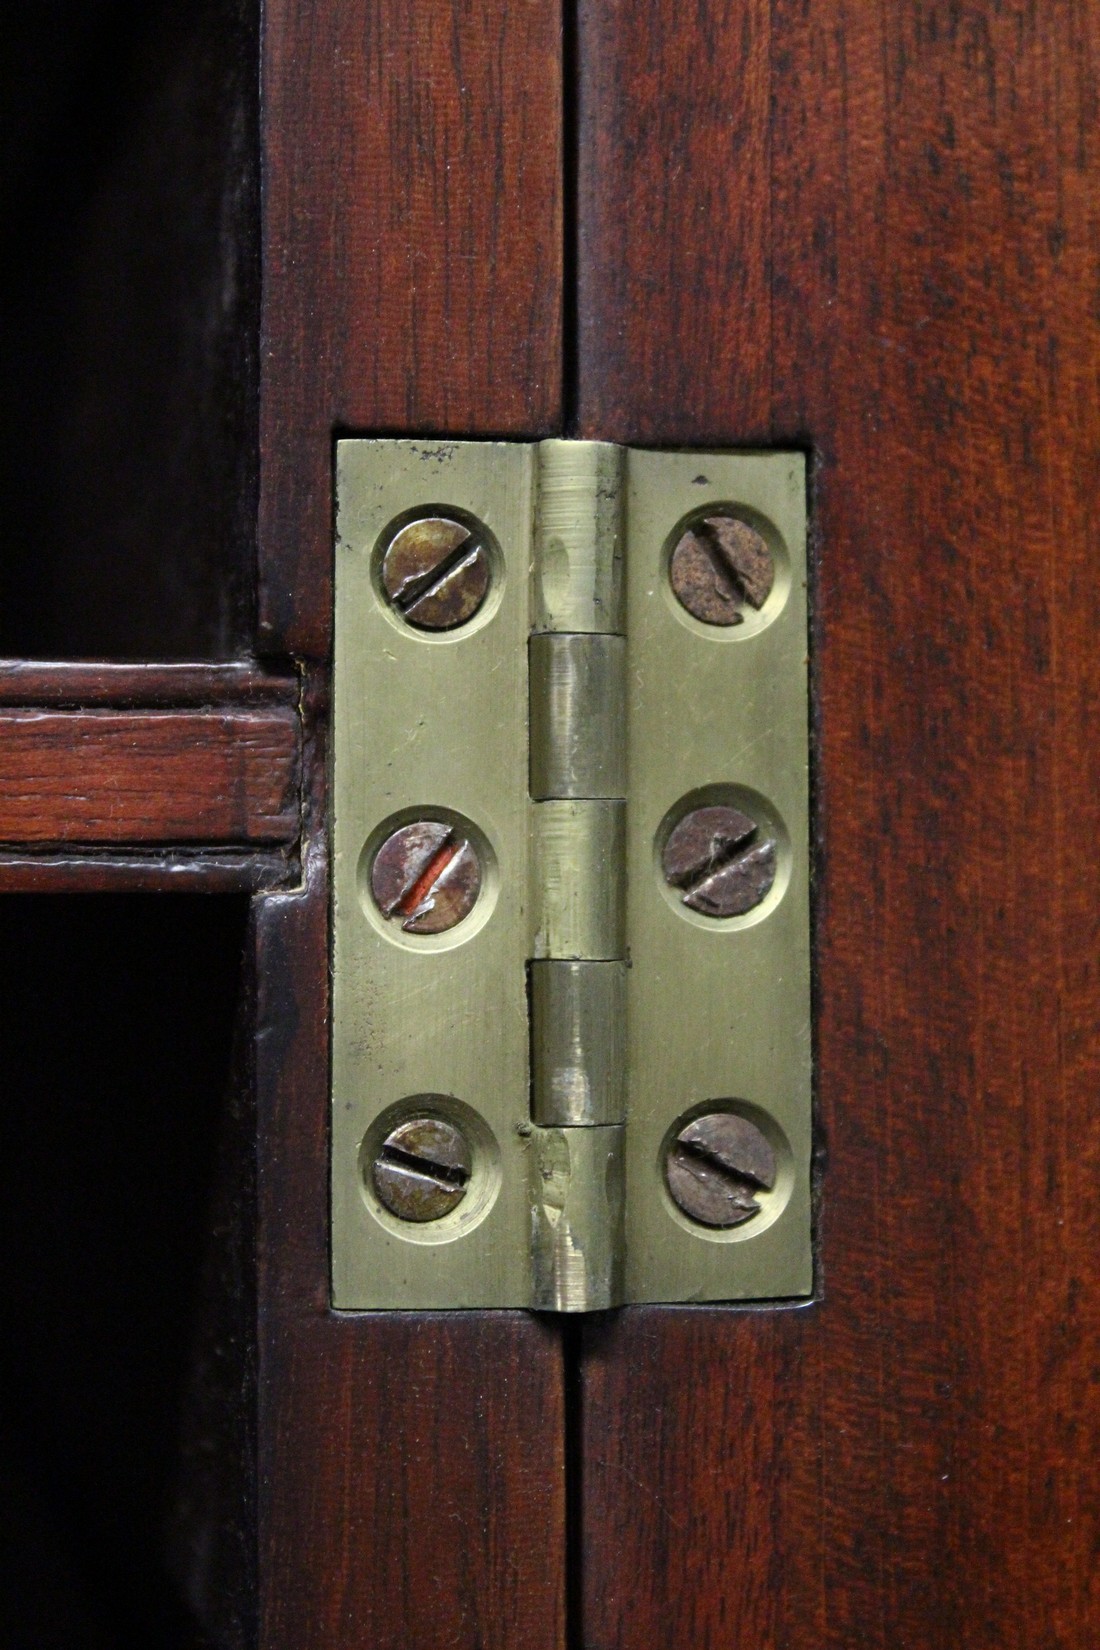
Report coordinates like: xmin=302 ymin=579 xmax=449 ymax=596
xmin=372 ymin=1116 xmax=472 ymax=1222
xmin=669 ymin=514 xmax=774 ymax=626
xmin=661 ymin=803 xmax=776 ymax=918
xmin=381 ymin=515 xmax=491 ymax=630
xmin=370 ymin=819 xmax=482 ymax=934
xmin=665 ymin=1112 xmax=776 ymax=1228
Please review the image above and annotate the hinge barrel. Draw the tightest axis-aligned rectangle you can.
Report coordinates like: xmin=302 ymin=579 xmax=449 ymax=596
xmin=529 ymin=1124 xmax=625 ymax=1313
xmin=533 ymin=439 xmax=623 ymax=633
xmin=529 ymin=441 xmax=627 ymax=1311
xmin=531 ymin=798 xmax=625 ymax=959
xmin=529 ymin=633 xmax=627 ymax=801
xmin=530 ymin=960 xmax=627 ymax=1125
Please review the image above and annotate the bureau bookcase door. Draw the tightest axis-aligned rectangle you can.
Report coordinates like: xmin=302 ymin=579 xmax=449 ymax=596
xmin=3 ymin=3 xmax=1096 ymax=1645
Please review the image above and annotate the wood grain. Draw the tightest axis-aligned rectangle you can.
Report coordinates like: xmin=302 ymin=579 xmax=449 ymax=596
xmin=0 ymin=708 xmax=300 ymax=846
xmin=0 ymin=661 xmax=299 ymax=708
xmin=577 ymin=3 xmax=1100 ymax=1645
xmin=0 ymin=850 xmax=292 ymax=894
xmin=259 ymin=0 xmax=564 ymax=657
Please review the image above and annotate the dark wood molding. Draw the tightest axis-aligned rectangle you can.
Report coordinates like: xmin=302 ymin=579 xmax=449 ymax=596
xmin=0 ymin=661 xmax=299 ymax=709
xmin=0 ymin=850 xmax=292 ymax=894
xmin=0 ymin=708 xmax=300 ymax=847
xmin=0 ymin=665 xmax=301 ymax=888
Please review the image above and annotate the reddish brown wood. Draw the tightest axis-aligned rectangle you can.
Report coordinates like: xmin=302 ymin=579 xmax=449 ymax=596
xmin=0 ymin=709 xmax=300 ymax=845
xmin=0 ymin=851 xmax=292 ymax=894
xmin=259 ymin=0 xmax=564 ymax=657
xmin=0 ymin=661 xmax=299 ymax=708
xmin=577 ymin=3 xmax=1100 ymax=1645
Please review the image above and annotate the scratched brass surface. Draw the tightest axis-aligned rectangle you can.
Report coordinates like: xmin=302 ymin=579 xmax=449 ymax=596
xmin=529 ymin=1123 xmax=625 ymax=1311
xmin=530 ymin=959 xmax=627 ymax=1125
xmin=622 ymin=449 xmax=811 ymax=1302
xmin=529 ymin=633 xmax=627 ymax=801
xmin=332 ymin=440 xmax=535 ymax=1308
xmin=333 ymin=440 xmax=810 ymax=1308
xmin=531 ymin=799 xmax=625 ymax=960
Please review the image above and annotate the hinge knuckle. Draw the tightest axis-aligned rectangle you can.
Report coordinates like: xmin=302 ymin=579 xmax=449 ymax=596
xmin=529 ymin=1124 xmax=625 ymax=1313
xmin=529 ymin=443 xmax=628 ymax=1311
xmin=530 ymin=960 xmax=627 ymax=1125
xmin=529 ymin=633 xmax=627 ymax=801
xmin=534 ymin=439 xmax=623 ymax=634
xmin=532 ymin=798 xmax=626 ymax=960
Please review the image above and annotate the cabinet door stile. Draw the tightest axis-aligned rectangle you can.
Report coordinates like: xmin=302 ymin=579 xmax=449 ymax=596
xmin=575 ymin=3 xmax=1100 ymax=1645
xmin=254 ymin=3 xmax=568 ymax=1644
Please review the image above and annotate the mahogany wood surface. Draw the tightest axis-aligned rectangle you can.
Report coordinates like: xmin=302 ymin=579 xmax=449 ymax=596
xmin=0 ymin=661 xmax=299 ymax=708
xmin=576 ymin=4 xmax=1100 ymax=1646
xmin=259 ymin=0 xmax=563 ymax=657
xmin=253 ymin=4 xmax=568 ymax=1643
xmin=0 ymin=666 xmax=300 ymax=891
xmin=0 ymin=850 xmax=293 ymax=895
xmin=0 ymin=709 xmax=299 ymax=846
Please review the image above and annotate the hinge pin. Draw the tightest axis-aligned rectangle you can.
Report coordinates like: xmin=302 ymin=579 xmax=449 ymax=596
xmin=527 ymin=440 xmax=628 ymax=1312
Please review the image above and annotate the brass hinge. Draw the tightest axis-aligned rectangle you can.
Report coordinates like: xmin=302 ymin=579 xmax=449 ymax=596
xmin=332 ymin=439 xmax=811 ymax=1310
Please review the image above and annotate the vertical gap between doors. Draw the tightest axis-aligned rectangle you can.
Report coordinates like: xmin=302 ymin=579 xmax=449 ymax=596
xmin=561 ymin=0 xmax=580 ymax=437
xmin=562 ymin=1316 xmax=587 ymax=1650
xmin=563 ymin=6 xmax=589 ymax=1642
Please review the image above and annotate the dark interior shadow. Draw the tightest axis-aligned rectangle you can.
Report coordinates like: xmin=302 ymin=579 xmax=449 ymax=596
xmin=0 ymin=0 xmax=257 ymax=661
xmin=0 ymin=894 xmax=248 ymax=1648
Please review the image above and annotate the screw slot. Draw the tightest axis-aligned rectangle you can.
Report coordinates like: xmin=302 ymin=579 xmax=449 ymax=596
xmin=370 ymin=819 xmax=482 ymax=934
xmin=669 ymin=513 xmax=774 ymax=627
xmin=664 ymin=1111 xmax=777 ymax=1229
xmin=380 ymin=513 xmax=492 ymax=631
xmin=371 ymin=1116 xmax=473 ymax=1223
xmin=661 ymin=802 xmax=777 ymax=919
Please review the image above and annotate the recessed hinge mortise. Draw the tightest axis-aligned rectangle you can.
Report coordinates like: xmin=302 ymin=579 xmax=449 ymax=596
xmin=332 ymin=438 xmax=811 ymax=1311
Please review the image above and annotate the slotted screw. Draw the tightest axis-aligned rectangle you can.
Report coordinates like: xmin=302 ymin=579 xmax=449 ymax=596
xmin=370 ymin=819 xmax=482 ymax=934
xmin=670 ymin=514 xmax=774 ymax=626
xmin=381 ymin=515 xmax=491 ymax=630
xmin=372 ymin=1116 xmax=472 ymax=1222
xmin=665 ymin=1111 xmax=776 ymax=1228
xmin=661 ymin=803 xmax=777 ymax=918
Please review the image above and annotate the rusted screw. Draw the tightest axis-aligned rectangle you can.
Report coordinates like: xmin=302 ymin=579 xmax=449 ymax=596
xmin=372 ymin=1116 xmax=472 ymax=1222
xmin=669 ymin=514 xmax=774 ymax=626
xmin=665 ymin=1111 xmax=776 ymax=1228
xmin=661 ymin=803 xmax=777 ymax=918
xmin=381 ymin=515 xmax=491 ymax=630
xmin=370 ymin=819 xmax=482 ymax=934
